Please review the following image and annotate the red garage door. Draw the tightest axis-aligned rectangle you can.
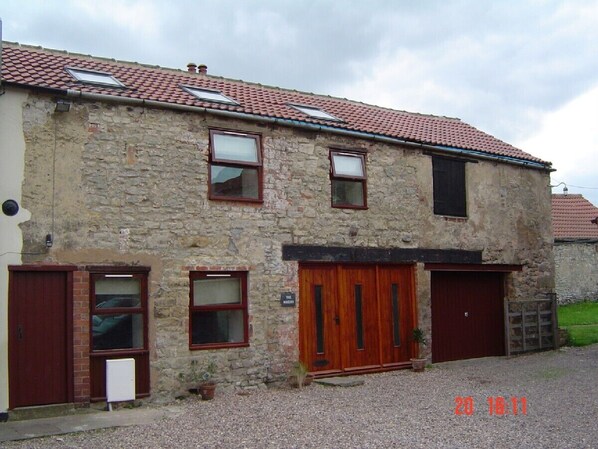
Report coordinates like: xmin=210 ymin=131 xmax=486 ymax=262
xmin=431 ymin=271 xmax=505 ymax=363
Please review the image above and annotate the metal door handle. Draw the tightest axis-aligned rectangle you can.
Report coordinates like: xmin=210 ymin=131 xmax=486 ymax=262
xmin=464 ymin=312 xmax=469 ymax=317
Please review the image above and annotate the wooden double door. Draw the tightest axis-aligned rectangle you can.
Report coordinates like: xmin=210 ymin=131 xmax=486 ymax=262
xmin=299 ymin=263 xmax=416 ymax=374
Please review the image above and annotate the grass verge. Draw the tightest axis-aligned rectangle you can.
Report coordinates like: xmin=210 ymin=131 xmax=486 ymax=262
xmin=558 ymin=301 xmax=598 ymax=346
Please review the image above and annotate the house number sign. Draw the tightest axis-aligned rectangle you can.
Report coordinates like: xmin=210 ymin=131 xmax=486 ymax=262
xmin=280 ymin=292 xmax=296 ymax=307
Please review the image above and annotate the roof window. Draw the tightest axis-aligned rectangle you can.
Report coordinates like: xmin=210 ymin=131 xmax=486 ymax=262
xmin=66 ymin=68 xmax=125 ymax=87
xmin=291 ymin=104 xmax=341 ymax=121
xmin=182 ymin=86 xmax=239 ymax=105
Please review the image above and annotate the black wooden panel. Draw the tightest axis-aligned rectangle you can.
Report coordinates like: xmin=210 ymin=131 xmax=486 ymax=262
xmin=282 ymin=245 xmax=482 ymax=264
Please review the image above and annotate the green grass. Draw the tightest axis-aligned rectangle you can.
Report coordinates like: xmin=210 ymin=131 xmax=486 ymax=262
xmin=558 ymin=301 xmax=598 ymax=346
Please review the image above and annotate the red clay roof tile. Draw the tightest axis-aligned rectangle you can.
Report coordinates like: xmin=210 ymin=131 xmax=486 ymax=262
xmin=552 ymin=194 xmax=598 ymax=239
xmin=1 ymin=42 xmax=548 ymax=165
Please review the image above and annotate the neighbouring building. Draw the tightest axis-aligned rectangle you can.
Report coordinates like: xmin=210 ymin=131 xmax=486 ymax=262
xmin=0 ymin=41 xmax=556 ymax=413
xmin=552 ymin=193 xmax=598 ymax=304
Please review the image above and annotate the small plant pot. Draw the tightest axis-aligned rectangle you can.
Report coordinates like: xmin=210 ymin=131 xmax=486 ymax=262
xmin=410 ymin=357 xmax=427 ymax=373
xmin=198 ymin=382 xmax=216 ymax=400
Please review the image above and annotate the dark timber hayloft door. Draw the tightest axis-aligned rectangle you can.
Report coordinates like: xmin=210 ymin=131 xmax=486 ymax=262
xmin=299 ymin=263 xmax=415 ymax=374
xmin=431 ymin=271 xmax=505 ymax=363
xmin=8 ymin=269 xmax=73 ymax=408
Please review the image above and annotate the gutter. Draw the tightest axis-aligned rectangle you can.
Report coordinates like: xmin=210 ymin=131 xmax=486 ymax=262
xmin=7 ymin=83 xmax=552 ymax=171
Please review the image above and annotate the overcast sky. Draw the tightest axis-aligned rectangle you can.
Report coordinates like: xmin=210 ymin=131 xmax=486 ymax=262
xmin=2 ymin=0 xmax=597 ymax=205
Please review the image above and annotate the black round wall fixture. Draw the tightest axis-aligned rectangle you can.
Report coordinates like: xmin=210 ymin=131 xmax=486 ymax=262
xmin=2 ymin=199 xmax=20 ymax=216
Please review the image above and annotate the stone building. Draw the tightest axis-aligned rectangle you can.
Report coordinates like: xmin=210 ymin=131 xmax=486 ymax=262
xmin=0 ymin=42 xmax=555 ymax=413
xmin=552 ymin=194 xmax=598 ymax=303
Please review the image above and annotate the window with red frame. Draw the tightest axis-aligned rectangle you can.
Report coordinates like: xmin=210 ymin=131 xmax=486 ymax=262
xmin=330 ymin=150 xmax=367 ymax=208
xmin=189 ymin=271 xmax=249 ymax=349
xmin=209 ymin=130 xmax=262 ymax=202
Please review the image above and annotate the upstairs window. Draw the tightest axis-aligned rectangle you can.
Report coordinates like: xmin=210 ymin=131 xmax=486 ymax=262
xmin=432 ymin=156 xmax=467 ymax=217
xmin=66 ymin=67 xmax=125 ymax=87
xmin=189 ymin=271 xmax=249 ymax=349
xmin=209 ymin=130 xmax=263 ymax=202
xmin=291 ymin=104 xmax=341 ymax=121
xmin=330 ymin=150 xmax=367 ymax=209
xmin=183 ymin=86 xmax=239 ymax=105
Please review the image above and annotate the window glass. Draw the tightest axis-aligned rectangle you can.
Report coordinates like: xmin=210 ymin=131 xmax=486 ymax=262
xmin=332 ymin=153 xmax=364 ymax=177
xmin=191 ymin=310 xmax=244 ymax=345
xmin=92 ymin=313 xmax=144 ymax=350
xmin=213 ymin=133 xmax=259 ymax=163
xmin=94 ymin=278 xmax=140 ymax=308
xmin=332 ymin=179 xmax=365 ymax=207
xmin=210 ymin=165 xmax=259 ymax=199
xmin=193 ymin=277 xmax=241 ymax=306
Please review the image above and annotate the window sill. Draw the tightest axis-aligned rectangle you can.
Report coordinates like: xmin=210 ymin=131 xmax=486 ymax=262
xmin=436 ymin=215 xmax=468 ymax=222
xmin=209 ymin=196 xmax=263 ymax=205
xmin=332 ymin=204 xmax=368 ymax=210
xmin=190 ymin=342 xmax=250 ymax=351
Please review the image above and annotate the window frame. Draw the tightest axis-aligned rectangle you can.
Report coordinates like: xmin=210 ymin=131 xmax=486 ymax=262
xmin=189 ymin=271 xmax=250 ymax=350
xmin=290 ymin=104 xmax=342 ymax=122
xmin=66 ymin=67 xmax=126 ymax=88
xmin=330 ymin=149 xmax=368 ymax=209
xmin=208 ymin=129 xmax=263 ymax=203
xmin=432 ymin=155 xmax=467 ymax=217
xmin=89 ymin=268 xmax=149 ymax=354
xmin=182 ymin=85 xmax=240 ymax=105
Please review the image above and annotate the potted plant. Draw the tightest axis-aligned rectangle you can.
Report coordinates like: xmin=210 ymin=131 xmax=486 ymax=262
xmin=288 ymin=361 xmax=313 ymax=388
xmin=181 ymin=359 xmax=217 ymax=400
xmin=410 ymin=328 xmax=428 ymax=372
xmin=197 ymin=360 xmax=217 ymax=400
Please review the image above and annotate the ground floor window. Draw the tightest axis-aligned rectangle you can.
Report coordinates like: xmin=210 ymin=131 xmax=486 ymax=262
xmin=189 ymin=271 xmax=249 ymax=349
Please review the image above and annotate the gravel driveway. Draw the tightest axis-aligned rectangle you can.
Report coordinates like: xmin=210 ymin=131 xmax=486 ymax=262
xmin=3 ymin=345 xmax=597 ymax=449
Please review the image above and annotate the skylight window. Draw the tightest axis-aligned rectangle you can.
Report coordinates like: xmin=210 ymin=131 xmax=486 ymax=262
xmin=182 ymin=86 xmax=239 ymax=105
xmin=291 ymin=104 xmax=341 ymax=121
xmin=66 ymin=68 xmax=125 ymax=87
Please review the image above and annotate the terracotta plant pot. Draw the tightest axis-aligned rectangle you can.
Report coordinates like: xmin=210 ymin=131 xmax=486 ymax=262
xmin=410 ymin=357 xmax=426 ymax=373
xmin=198 ymin=382 xmax=216 ymax=400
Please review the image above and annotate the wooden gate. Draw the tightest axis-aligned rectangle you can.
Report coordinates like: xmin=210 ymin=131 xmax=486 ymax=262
xmin=299 ymin=263 xmax=415 ymax=374
xmin=505 ymin=297 xmax=558 ymax=355
xmin=8 ymin=268 xmax=73 ymax=408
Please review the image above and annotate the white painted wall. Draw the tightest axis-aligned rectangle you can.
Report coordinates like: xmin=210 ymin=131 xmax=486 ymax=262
xmin=0 ymin=89 xmax=30 ymax=412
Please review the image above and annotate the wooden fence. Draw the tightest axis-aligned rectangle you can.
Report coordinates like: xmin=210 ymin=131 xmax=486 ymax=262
xmin=505 ymin=296 xmax=558 ymax=356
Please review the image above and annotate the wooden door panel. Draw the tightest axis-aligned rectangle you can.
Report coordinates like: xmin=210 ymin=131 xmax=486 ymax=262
xmin=338 ymin=265 xmax=379 ymax=369
xmin=378 ymin=266 xmax=415 ymax=364
xmin=299 ymin=264 xmax=341 ymax=373
xmin=431 ymin=272 xmax=505 ymax=362
xmin=9 ymin=271 xmax=70 ymax=408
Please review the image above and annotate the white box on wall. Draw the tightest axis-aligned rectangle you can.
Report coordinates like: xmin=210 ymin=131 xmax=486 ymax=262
xmin=106 ymin=358 xmax=136 ymax=403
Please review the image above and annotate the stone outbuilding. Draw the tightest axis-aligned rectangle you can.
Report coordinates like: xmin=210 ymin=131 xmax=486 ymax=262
xmin=1 ymin=41 xmax=556 ymax=413
xmin=552 ymin=193 xmax=598 ymax=304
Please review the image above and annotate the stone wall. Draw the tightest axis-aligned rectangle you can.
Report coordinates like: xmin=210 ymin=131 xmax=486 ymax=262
xmin=554 ymin=241 xmax=598 ymax=303
xmin=16 ymin=91 xmax=554 ymax=400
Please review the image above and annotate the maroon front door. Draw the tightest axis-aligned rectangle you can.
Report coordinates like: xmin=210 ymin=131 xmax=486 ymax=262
xmin=9 ymin=269 xmax=73 ymax=408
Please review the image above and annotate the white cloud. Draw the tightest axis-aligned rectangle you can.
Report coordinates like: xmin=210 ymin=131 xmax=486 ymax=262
xmin=517 ymin=83 xmax=598 ymax=204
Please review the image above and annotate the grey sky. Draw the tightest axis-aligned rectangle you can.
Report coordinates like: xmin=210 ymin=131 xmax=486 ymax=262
xmin=2 ymin=0 xmax=597 ymax=204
